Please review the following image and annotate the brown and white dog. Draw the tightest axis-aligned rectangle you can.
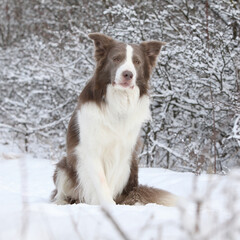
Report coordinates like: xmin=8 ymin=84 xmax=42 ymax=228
xmin=51 ymin=33 xmax=177 ymax=206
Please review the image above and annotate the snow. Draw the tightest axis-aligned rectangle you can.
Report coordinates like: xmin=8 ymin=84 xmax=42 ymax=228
xmin=0 ymin=143 xmax=240 ymax=240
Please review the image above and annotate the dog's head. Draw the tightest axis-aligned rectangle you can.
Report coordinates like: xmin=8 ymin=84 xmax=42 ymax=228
xmin=89 ymin=33 xmax=165 ymax=96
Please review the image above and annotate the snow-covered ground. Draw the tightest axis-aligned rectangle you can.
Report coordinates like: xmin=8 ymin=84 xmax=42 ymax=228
xmin=0 ymin=143 xmax=240 ymax=240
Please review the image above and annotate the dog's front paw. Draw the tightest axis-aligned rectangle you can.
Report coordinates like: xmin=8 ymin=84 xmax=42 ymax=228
xmin=101 ymin=198 xmax=116 ymax=207
xmin=53 ymin=198 xmax=68 ymax=205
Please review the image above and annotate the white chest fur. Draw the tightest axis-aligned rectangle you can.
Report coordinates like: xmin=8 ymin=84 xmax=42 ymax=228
xmin=75 ymin=85 xmax=150 ymax=204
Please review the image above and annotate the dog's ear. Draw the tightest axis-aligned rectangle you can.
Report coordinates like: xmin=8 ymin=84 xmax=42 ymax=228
xmin=89 ymin=33 xmax=114 ymax=61
xmin=140 ymin=41 xmax=166 ymax=67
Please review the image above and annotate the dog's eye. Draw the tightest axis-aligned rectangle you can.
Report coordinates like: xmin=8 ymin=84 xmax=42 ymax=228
xmin=113 ymin=56 xmax=121 ymax=62
xmin=134 ymin=59 xmax=141 ymax=65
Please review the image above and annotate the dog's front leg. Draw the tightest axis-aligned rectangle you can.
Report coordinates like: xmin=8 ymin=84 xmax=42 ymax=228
xmin=76 ymin=150 xmax=115 ymax=205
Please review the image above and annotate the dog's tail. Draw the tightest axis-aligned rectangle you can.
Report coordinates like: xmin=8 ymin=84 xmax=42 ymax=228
xmin=118 ymin=185 xmax=178 ymax=207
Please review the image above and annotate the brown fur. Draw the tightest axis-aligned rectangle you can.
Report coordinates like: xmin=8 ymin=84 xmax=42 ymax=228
xmin=117 ymin=185 xmax=177 ymax=206
xmin=51 ymin=156 xmax=79 ymax=203
xmin=116 ymin=140 xmax=177 ymax=206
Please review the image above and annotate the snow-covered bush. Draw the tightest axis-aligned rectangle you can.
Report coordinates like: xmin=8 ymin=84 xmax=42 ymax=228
xmin=0 ymin=0 xmax=239 ymax=171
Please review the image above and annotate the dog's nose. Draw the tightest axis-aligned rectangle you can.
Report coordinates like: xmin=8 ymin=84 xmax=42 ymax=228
xmin=122 ymin=70 xmax=133 ymax=81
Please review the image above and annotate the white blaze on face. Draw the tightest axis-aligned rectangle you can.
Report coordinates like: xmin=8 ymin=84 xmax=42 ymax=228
xmin=114 ymin=45 xmax=137 ymax=87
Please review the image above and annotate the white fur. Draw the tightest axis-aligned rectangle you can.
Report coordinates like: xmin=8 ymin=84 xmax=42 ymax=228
xmin=75 ymin=84 xmax=150 ymax=205
xmin=115 ymin=45 xmax=136 ymax=87
xmin=54 ymin=170 xmax=78 ymax=205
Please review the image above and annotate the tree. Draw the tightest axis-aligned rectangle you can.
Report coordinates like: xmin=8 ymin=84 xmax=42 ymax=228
xmin=0 ymin=0 xmax=239 ymax=172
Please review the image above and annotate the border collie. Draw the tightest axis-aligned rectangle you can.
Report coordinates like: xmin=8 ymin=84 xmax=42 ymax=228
xmin=51 ymin=33 xmax=177 ymax=206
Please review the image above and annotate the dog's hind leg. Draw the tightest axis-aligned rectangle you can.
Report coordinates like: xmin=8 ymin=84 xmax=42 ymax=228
xmin=51 ymin=157 xmax=79 ymax=204
xmin=51 ymin=169 xmax=70 ymax=205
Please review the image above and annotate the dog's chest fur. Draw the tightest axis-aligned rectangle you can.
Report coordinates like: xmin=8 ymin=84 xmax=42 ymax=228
xmin=76 ymin=85 xmax=150 ymax=200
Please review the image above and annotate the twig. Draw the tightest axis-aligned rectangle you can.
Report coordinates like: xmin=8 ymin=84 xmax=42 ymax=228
xmin=101 ymin=206 xmax=131 ymax=240
xmin=209 ymin=83 xmax=217 ymax=173
xmin=18 ymin=157 xmax=29 ymax=240
xmin=69 ymin=213 xmax=84 ymax=240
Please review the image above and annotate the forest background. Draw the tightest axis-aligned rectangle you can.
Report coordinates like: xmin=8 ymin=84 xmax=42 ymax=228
xmin=0 ymin=0 xmax=239 ymax=173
